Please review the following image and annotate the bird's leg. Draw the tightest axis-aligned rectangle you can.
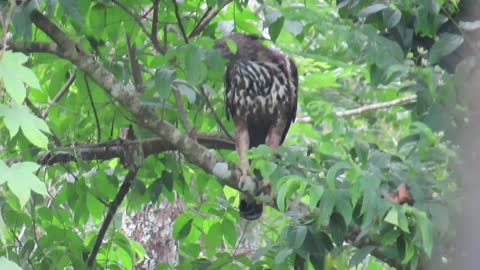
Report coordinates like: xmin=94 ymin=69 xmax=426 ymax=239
xmin=258 ymin=121 xmax=288 ymax=202
xmin=234 ymin=119 xmax=255 ymax=193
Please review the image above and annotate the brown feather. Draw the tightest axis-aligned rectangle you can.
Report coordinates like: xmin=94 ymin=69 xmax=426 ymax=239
xmin=217 ymin=33 xmax=298 ymax=220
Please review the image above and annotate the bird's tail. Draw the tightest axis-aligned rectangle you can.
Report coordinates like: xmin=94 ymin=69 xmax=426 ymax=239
xmin=239 ymin=196 xmax=263 ymax=220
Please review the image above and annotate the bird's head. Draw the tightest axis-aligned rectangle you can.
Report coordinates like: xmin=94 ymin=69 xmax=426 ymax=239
xmin=215 ymin=33 xmax=268 ymax=61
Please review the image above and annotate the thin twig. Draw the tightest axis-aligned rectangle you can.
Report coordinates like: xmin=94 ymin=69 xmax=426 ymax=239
xmin=125 ymin=34 xmax=144 ymax=93
xmin=151 ymin=0 xmax=167 ymax=54
xmin=232 ymin=220 xmax=249 ymax=256
xmin=24 ymin=97 xmax=43 ymax=117
xmin=188 ymin=0 xmax=233 ymax=38
xmin=42 ymin=71 xmax=76 ymax=118
xmin=84 ymin=74 xmax=102 ymax=143
xmin=199 ymin=85 xmax=234 ymax=140
xmin=0 ymin=1 xmax=16 ymax=57
xmin=112 ymin=0 xmax=166 ymax=54
xmin=86 ymin=168 xmax=138 ymax=267
xmin=297 ymin=94 xmax=417 ymax=123
xmin=335 ymin=94 xmax=417 ymax=117
xmin=172 ymin=86 xmax=192 ymax=131
xmin=172 ymin=0 xmax=189 ymax=44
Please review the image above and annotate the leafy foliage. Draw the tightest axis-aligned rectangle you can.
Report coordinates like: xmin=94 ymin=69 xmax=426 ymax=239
xmin=0 ymin=0 xmax=465 ymax=269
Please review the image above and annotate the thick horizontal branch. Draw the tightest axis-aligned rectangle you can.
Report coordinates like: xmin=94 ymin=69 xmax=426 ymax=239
xmin=37 ymin=133 xmax=235 ymax=165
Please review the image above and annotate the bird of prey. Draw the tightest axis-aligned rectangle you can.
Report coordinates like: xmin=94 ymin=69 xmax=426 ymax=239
xmin=216 ymin=33 xmax=298 ymax=220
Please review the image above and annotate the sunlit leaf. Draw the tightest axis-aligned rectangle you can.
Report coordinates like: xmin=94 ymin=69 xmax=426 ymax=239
xmin=0 ymin=103 xmax=50 ymax=149
xmin=0 ymin=51 xmax=40 ymax=104
xmin=173 ymin=214 xmax=193 ymax=240
xmin=0 ymin=257 xmax=22 ymax=270
xmin=2 ymin=161 xmax=47 ymax=208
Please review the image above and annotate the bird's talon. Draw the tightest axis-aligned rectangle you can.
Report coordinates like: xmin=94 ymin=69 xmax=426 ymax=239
xmin=256 ymin=180 xmax=272 ymax=203
xmin=239 ymin=175 xmax=255 ymax=193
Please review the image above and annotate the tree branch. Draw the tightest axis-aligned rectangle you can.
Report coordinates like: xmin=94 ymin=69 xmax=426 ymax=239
xmin=42 ymin=71 xmax=76 ymax=118
xmin=84 ymin=74 xmax=102 ymax=143
xmin=150 ymin=0 xmax=167 ymax=54
xmin=37 ymin=133 xmax=235 ymax=166
xmin=336 ymin=94 xmax=417 ymax=117
xmin=297 ymin=95 xmax=417 ymax=123
xmin=125 ymin=34 xmax=144 ymax=93
xmin=87 ymin=168 xmax=138 ymax=267
xmin=172 ymin=86 xmax=192 ymax=132
xmin=24 ymin=10 xmax=408 ymax=269
xmin=172 ymin=0 xmax=188 ymax=44
xmin=188 ymin=0 xmax=233 ymax=38
xmin=199 ymin=85 xmax=233 ymax=140
xmin=112 ymin=0 xmax=166 ymax=55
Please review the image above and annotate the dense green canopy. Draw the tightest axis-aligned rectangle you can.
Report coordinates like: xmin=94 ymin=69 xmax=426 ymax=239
xmin=0 ymin=0 xmax=471 ymax=269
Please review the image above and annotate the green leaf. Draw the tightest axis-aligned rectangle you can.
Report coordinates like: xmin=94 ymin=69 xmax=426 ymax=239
xmin=329 ymin=213 xmax=346 ymax=246
xmin=335 ymin=192 xmax=353 ymax=225
xmin=205 ymin=223 xmax=223 ymax=257
xmin=326 ymin=161 xmax=350 ymax=189
xmin=317 ymin=189 xmax=335 ymax=225
xmin=0 ymin=209 xmax=6 ymax=244
xmin=155 ymin=68 xmax=174 ymax=98
xmin=86 ymin=192 xmax=104 ymax=220
xmin=3 ymin=161 xmax=47 ymax=208
xmin=429 ymin=33 xmax=464 ymax=64
xmin=256 ymin=160 xmax=277 ymax=178
xmin=252 ymin=245 xmax=271 ymax=262
xmin=221 ymin=219 xmax=237 ymax=247
xmin=384 ymin=207 xmax=399 ymax=226
xmin=367 ymin=261 xmax=383 ymax=270
xmin=385 ymin=206 xmax=410 ymax=233
xmin=173 ymin=214 xmax=193 ymax=240
xmin=401 ymin=238 xmax=415 ymax=264
xmin=274 ymin=247 xmax=292 ymax=265
xmin=268 ymin=15 xmax=285 ymax=42
xmin=0 ymin=257 xmax=22 ymax=270
xmin=184 ymin=45 xmax=207 ymax=85
xmin=358 ymin=4 xmax=387 ymax=17
xmin=12 ymin=1 xmax=34 ymax=40
xmin=0 ymin=104 xmax=50 ymax=149
xmin=302 ymin=71 xmax=341 ymax=89
xmin=310 ymin=253 xmax=325 ymax=270
xmin=287 ymin=225 xmax=307 ymax=249
xmin=59 ymin=0 xmax=85 ymax=24
xmin=276 ymin=177 xmax=302 ymax=213
xmin=416 ymin=212 xmax=433 ymax=256
xmin=383 ymin=9 xmax=401 ymax=29
xmin=225 ymin=38 xmax=237 ymax=55
xmin=350 ymin=246 xmax=374 ymax=266
xmin=308 ymin=185 xmax=324 ymax=211
xmin=0 ymin=51 xmax=40 ymax=104
xmin=412 ymin=122 xmax=436 ymax=144
xmin=178 ymin=83 xmax=197 ymax=104
xmin=285 ymin=20 xmax=303 ymax=36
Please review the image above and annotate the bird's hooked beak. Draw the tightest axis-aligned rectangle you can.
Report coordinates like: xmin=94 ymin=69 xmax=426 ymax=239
xmin=214 ymin=39 xmax=235 ymax=60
